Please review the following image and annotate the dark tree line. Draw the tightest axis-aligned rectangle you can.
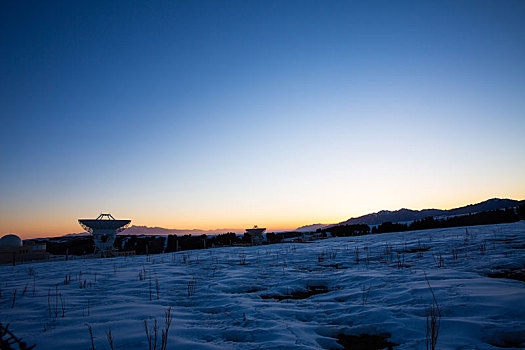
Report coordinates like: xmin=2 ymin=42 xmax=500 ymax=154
xmin=372 ymin=206 xmax=524 ymax=234
xmin=44 ymin=237 xmax=93 ymax=256
xmin=45 ymin=232 xmax=243 ymax=256
xmin=312 ymin=205 xmax=525 ymax=237
xmin=316 ymin=224 xmax=370 ymax=237
xmin=42 ymin=204 xmax=525 ymax=256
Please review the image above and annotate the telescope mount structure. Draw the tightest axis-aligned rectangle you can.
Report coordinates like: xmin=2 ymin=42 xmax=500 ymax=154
xmin=78 ymin=214 xmax=131 ymax=256
xmin=245 ymin=225 xmax=266 ymax=245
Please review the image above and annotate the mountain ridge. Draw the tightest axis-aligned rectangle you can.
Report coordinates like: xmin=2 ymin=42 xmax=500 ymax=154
xmin=64 ymin=198 xmax=524 ymax=237
xmin=297 ymin=198 xmax=524 ymax=231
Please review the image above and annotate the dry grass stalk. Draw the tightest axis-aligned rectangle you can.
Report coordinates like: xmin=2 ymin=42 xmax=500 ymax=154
xmin=0 ymin=323 xmax=35 ymax=350
xmin=424 ymin=272 xmax=441 ymax=350
xmin=10 ymin=289 xmax=17 ymax=308
xmin=239 ymin=253 xmax=247 ymax=265
xmin=21 ymin=282 xmax=28 ymax=297
xmin=105 ymin=329 xmax=114 ymax=350
xmin=362 ymin=284 xmax=371 ymax=305
xmin=85 ymin=323 xmax=95 ymax=350
xmin=144 ymin=319 xmax=158 ymax=350
xmin=187 ymin=279 xmax=196 ymax=297
xmin=160 ymin=307 xmax=173 ymax=350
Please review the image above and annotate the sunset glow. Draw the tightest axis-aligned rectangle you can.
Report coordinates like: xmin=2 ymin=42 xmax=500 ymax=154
xmin=1 ymin=1 xmax=524 ymax=239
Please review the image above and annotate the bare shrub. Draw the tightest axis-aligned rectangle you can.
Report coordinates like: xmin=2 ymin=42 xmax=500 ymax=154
xmin=139 ymin=266 xmax=147 ymax=281
xmin=106 ymin=329 xmax=114 ymax=350
xmin=432 ymin=253 xmax=444 ymax=268
xmin=479 ymin=241 xmax=487 ymax=255
xmin=239 ymin=253 xmax=247 ymax=265
xmin=85 ymin=323 xmax=95 ymax=350
xmin=383 ymin=243 xmax=393 ymax=262
xmin=82 ymin=299 xmax=91 ymax=317
xmin=60 ymin=294 xmax=65 ymax=317
xmin=47 ymin=289 xmax=52 ymax=319
xmin=362 ymin=284 xmax=371 ymax=305
xmin=143 ymin=307 xmax=172 ymax=350
xmin=48 ymin=286 xmax=65 ymax=320
xmin=435 ymin=254 xmax=441 ymax=268
xmin=149 ymin=276 xmax=152 ymax=301
xmin=364 ymin=246 xmax=370 ymax=266
xmin=396 ymin=252 xmax=405 ymax=269
xmin=0 ymin=323 xmax=35 ymax=350
xmin=424 ymin=272 xmax=441 ymax=350
xmin=161 ymin=307 xmax=173 ymax=350
xmin=10 ymin=289 xmax=17 ymax=308
xmin=79 ymin=279 xmax=93 ymax=289
xmin=187 ymin=279 xmax=196 ymax=297
xmin=144 ymin=319 xmax=158 ymax=350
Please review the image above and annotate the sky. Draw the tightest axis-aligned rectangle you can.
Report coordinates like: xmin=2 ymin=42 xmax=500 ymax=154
xmin=1 ymin=0 xmax=525 ymax=239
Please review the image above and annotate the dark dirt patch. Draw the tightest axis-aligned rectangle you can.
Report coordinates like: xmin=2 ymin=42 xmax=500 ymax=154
xmin=487 ymin=268 xmax=525 ymax=283
xmin=395 ymin=263 xmax=414 ymax=269
xmin=245 ymin=288 xmax=263 ymax=293
xmin=260 ymin=285 xmax=331 ymax=301
xmin=321 ymin=263 xmax=348 ymax=269
xmin=487 ymin=331 xmax=525 ymax=348
xmin=334 ymin=333 xmax=398 ymax=350
xmin=494 ymin=239 xmax=517 ymax=243
xmin=403 ymin=247 xmax=430 ymax=254
xmin=489 ymin=340 xmax=525 ymax=348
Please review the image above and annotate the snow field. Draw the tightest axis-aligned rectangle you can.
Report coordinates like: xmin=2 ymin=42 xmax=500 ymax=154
xmin=1 ymin=222 xmax=524 ymax=349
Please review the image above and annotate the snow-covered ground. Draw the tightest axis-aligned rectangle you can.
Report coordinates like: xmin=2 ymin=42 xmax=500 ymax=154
xmin=1 ymin=222 xmax=524 ymax=349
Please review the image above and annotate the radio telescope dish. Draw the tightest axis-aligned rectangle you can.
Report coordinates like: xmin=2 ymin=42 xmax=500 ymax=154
xmin=78 ymin=213 xmax=131 ymax=256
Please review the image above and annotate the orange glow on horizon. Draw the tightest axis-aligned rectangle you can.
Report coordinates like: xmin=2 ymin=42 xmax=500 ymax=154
xmin=2 ymin=193 xmax=524 ymax=240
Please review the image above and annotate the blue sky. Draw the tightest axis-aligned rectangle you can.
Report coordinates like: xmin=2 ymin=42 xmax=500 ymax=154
xmin=1 ymin=1 xmax=524 ymax=237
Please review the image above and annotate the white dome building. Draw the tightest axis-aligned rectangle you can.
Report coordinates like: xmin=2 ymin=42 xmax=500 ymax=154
xmin=0 ymin=234 xmax=22 ymax=248
xmin=0 ymin=234 xmax=49 ymax=264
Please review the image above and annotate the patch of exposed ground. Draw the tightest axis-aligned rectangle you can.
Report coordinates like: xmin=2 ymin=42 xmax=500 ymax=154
xmin=260 ymin=285 xmax=331 ymax=301
xmin=487 ymin=330 xmax=525 ymax=348
xmin=334 ymin=333 xmax=398 ymax=350
xmin=320 ymin=263 xmax=348 ymax=269
xmin=403 ymin=247 xmax=430 ymax=254
xmin=487 ymin=268 xmax=525 ymax=283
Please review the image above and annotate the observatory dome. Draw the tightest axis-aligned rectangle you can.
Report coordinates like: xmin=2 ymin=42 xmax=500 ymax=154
xmin=0 ymin=234 xmax=23 ymax=248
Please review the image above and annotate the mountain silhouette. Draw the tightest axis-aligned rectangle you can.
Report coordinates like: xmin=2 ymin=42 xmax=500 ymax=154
xmin=297 ymin=198 xmax=524 ymax=230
